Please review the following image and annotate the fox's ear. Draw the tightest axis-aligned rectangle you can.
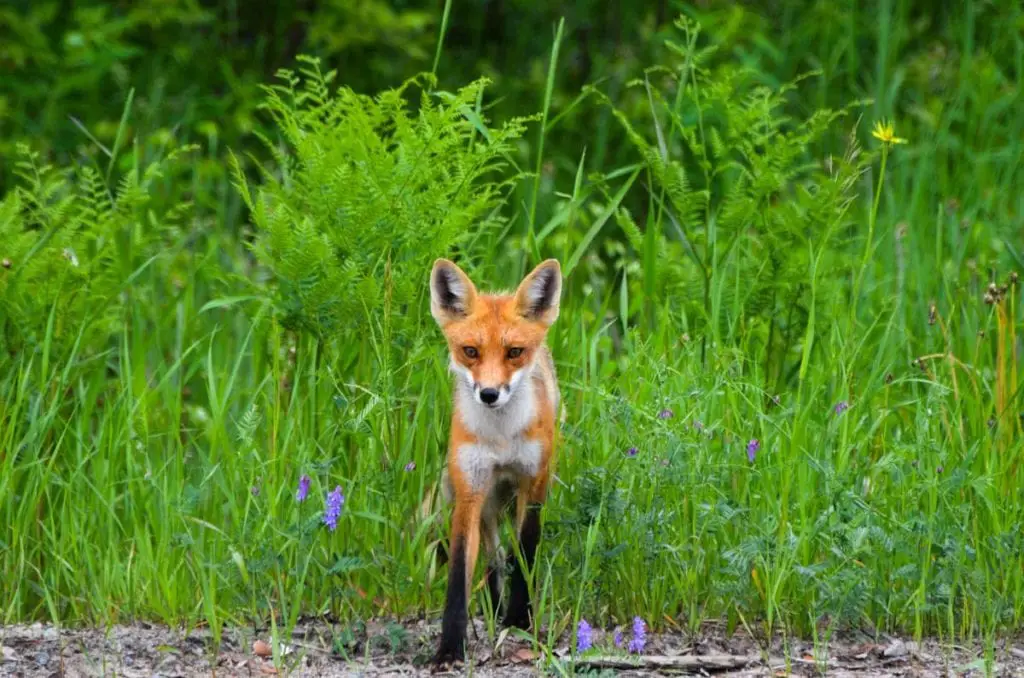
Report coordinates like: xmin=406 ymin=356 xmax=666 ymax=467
xmin=430 ymin=259 xmax=478 ymax=326
xmin=514 ymin=259 xmax=561 ymax=325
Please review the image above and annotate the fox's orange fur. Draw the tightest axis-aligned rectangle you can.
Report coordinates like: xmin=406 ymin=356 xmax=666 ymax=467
xmin=429 ymin=258 xmax=562 ymax=665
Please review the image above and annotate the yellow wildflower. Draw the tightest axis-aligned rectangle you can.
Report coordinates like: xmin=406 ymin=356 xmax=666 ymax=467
xmin=871 ymin=119 xmax=907 ymax=146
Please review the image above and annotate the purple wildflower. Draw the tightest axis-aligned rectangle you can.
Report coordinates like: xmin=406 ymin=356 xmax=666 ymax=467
xmin=834 ymin=401 xmax=850 ymax=416
xmin=626 ymin=446 xmax=639 ymax=457
xmin=657 ymin=408 xmax=674 ymax=420
xmin=693 ymin=420 xmax=704 ymax=431
xmin=296 ymin=474 xmax=311 ymax=502
xmin=627 ymin=616 xmax=646 ymax=654
xmin=746 ymin=439 xmax=760 ymax=463
xmin=576 ymin=619 xmax=593 ymax=653
xmin=251 ymin=485 xmax=260 ymax=497
xmin=323 ymin=485 xmax=344 ymax=531
xmin=404 ymin=461 xmax=416 ymax=472
xmin=936 ymin=466 xmax=944 ymax=474
xmin=613 ymin=628 xmax=623 ymax=648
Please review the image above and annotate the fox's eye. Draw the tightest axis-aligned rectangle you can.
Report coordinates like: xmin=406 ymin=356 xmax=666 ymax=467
xmin=462 ymin=346 xmax=479 ymax=359
xmin=506 ymin=347 xmax=524 ymax=359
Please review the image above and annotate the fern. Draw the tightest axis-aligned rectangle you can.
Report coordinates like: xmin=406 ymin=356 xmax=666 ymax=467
xmin=0 ymin=144 xmax=192 ymax=362
xmin=592 ymin=17 xmax=871 ymax=378
xmin=234 ymin=58 xmax=530 ymax=341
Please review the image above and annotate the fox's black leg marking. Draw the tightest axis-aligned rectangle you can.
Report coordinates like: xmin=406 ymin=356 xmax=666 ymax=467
xmin=433 ymin=536 xmax=467 ymax=665
xmin=435 ymin=539 xmax=449 ymax=566
xmin=486 ymin=563 xmax=503 ymax=619
xmin=503 ymin=504 xmax=542 ymax=629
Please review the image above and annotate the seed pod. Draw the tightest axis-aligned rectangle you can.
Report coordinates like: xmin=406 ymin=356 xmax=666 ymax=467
xmin=1 ymin=258 xmax=10 ymax=269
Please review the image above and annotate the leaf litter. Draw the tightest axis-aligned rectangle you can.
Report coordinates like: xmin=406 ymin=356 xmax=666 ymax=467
xmin=1 ymin=618 xmax=1023 ymax=676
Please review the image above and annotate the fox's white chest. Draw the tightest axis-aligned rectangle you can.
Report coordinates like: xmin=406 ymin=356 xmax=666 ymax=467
xmin=454 ymin=375 xmax=542 ymax=491
xmin=456 ymin=437 xmax=541 ymax=491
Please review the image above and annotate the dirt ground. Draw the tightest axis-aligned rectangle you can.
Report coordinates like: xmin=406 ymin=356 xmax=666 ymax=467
xmin=3 ymin=617 xmax=1024 ymax=677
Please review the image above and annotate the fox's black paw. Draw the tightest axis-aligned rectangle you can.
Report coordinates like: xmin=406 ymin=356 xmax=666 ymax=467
xmin=502 ymin=605 xmax=532 ymax=630
xmin=431 ymin=639 xmax=466 ymax=671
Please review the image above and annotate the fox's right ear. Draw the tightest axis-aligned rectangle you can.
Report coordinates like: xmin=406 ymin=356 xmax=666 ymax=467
xmin=430 ymin=259 xmax=477 ymax=326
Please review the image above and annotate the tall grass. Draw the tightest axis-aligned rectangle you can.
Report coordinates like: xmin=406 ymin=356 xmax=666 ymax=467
xmin=1 ymin=2 xmax=1022 ymax=668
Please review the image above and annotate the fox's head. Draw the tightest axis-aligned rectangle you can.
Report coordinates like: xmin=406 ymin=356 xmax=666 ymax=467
xmin=430 ymin=258 xmax=561 ymax=410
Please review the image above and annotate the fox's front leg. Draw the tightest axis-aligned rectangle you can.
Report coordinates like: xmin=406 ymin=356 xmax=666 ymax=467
xmin=503 ymin=474 xmax=548 ymax=630
xmin=433 ymin=491 xmax=483 ymax=665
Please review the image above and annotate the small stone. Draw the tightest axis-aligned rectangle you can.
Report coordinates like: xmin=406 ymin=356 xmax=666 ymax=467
xmin=883 ymin=639 xmax=908 ymax=658
xmin=42 ymin=626 xmax=59 ymax=642
xmin=2 ymin=645 xmax=18 ymax=661
xmin=253 ymin=639 xmax=272 ymax=658
xmin=35 ymin=651 xmax=50 ymax=666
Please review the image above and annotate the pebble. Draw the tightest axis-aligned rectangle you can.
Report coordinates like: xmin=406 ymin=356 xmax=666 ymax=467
xmin=883 ymin=639 xmax=908 ymax=658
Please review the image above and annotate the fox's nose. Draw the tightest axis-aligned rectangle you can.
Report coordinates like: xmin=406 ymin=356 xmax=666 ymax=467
xmin=479 ymin=388 xmax=500 ymax=405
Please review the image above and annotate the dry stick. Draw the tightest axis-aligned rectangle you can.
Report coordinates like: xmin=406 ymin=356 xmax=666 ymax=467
xmin=576 ymin=654 xmax=765 ymax=672
xmin=579 ymin=654 xmax=913 ymax=674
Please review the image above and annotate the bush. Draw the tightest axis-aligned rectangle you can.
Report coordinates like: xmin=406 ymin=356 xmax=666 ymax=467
xmin=233 ymin=57 xmax=530 ymax=341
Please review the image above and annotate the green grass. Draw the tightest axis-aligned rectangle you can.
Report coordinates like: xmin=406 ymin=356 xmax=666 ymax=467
xmin=1 ymin=0 xmax=1023 ymax=671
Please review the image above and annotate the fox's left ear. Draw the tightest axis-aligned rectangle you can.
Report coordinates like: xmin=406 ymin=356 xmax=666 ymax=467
xmin=514 ymin=259 xmax=562 ymax=325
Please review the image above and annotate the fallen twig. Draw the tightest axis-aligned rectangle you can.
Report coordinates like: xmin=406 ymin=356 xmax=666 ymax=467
xmin=575 ymin=653 xmax=761 ymax=672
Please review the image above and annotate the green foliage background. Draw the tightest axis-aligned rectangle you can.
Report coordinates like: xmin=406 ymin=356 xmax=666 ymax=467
xmin=1 ymin=0 xmax=1023 ymax=660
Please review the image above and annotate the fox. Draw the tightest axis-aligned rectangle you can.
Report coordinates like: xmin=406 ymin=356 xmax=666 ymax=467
xmin=428 ymin=257 xmax=563 ymax=666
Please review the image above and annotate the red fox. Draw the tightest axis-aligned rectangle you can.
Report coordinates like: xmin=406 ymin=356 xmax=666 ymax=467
xmin=428 ymin=258 xmax=562 ymax=665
